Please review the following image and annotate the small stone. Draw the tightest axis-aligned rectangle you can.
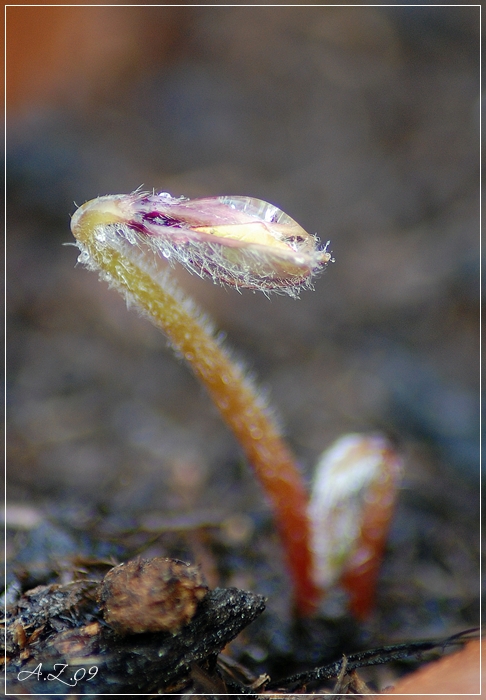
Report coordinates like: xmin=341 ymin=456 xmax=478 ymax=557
xmin=98 ymin=557 xmax=208 ymax=635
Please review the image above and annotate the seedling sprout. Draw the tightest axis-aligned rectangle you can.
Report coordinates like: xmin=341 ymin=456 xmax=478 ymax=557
xmin=71 ymin=191 xmax=398 ymax=618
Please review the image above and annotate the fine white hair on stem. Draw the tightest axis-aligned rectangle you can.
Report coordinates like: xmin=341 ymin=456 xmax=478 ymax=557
xmin=74 ymin=225 xmax=275 ymax=423
xmin=71 ymin=193 xmax=324 ymax=434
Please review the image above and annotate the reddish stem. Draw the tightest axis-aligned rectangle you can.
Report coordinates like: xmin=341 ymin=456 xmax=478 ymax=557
xmin=72 ymin=204 xmax=322 ymax=615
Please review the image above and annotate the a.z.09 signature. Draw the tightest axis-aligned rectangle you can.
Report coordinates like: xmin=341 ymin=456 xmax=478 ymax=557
xmin=17 ymin=662 xmax=98 ymax=687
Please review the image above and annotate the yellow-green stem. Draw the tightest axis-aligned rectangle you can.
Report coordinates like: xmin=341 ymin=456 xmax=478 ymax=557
xmin=73 ymin=211 xmax=322 ymax=615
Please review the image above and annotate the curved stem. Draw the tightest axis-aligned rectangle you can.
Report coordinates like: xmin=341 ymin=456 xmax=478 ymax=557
xmin=72 ymin=208 xmax=322 ymax=615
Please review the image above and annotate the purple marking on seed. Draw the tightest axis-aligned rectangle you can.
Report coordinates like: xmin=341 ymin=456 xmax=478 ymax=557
xmin=142 ymin=212 xmax=183 ymax=227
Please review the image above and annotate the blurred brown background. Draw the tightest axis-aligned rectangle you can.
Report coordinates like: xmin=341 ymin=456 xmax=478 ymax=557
xmin=6 ymin=4 xmax=480 ymax=652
